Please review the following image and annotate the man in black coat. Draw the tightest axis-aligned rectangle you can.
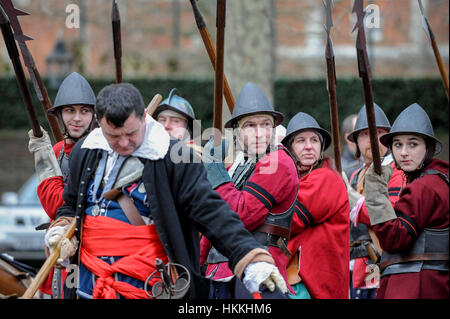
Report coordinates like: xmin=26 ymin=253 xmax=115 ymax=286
xmin=46 ymin=82 xmax=287 ymax=299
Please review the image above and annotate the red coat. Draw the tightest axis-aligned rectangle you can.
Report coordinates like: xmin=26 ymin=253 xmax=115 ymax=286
xmin=286 ymin=159 xmax=350 ymax=299
xmin=200 ymin=148 xmax=299 ymax=290
xmin=36 ymin=140 xmax=73 ymax=296
xmin=373 ymin=159 xmax=449 ymax=299
xmin=37 ymin=140 xmax=73 ymax=220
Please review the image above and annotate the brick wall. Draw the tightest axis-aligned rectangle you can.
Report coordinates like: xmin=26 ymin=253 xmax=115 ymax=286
xmin=1 ymin=0 xmax=448 ymax=79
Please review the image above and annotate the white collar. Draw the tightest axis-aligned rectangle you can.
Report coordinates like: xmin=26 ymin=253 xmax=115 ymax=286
xmin=81 ymin=114 xmax=170 ymax=160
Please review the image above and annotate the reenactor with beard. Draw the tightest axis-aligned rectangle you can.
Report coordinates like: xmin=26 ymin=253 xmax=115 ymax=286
xmin=342 ymin=103 xmax=405 ymax=299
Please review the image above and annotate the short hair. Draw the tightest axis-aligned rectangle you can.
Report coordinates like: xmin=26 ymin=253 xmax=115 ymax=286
xmin=95 ymin=83 xmax=145 ymax=127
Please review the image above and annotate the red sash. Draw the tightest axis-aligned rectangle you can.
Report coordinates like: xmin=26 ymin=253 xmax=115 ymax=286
xmin=80 ymin=215 xmax=168 ymax=299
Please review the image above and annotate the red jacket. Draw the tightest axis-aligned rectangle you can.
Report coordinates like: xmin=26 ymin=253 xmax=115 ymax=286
xmin=373 ymin=159 xmax=449 ymax=299
xmin=37 ymin=140 xmax=73 ymax=220
xmin=36 ymin=140 xmax=73 ymax=296
xmin=286 ymin=159 xmax=350 ymax=299
xmin=200 ymin=148 xmax=299 ymax=290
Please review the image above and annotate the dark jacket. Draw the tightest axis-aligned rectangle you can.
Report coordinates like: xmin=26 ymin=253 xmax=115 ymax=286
xmin=57 ymin=137 xmax=266 ymax=298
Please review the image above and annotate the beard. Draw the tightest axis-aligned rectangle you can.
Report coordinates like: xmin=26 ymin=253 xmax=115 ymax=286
xmin=362 ymin=145 xmax=373 ymax=161
xmin=362 ymin=142 xmax=386 ymax=161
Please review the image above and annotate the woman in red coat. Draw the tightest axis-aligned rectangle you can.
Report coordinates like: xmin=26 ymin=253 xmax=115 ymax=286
xmin=281 ymin=112 xmax=350 ymax=299
xmin=364 ymin=103 xmax=449 ymax=299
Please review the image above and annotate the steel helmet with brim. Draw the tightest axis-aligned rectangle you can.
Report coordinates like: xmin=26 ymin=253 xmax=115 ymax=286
xmin=224 ymin=82 xmax=284 ymax=129
xmin=347 ymin=103 xmax=391 ymax=143
xmin=153 ymin=88 xmax=200 ymax=139
xmin=47 ymin=72 xmax=96 ymax=141
xmin=380 ymin=103 xmax=442 ymax=156
xmin=281 ymin=112 xmax=332 ymax=152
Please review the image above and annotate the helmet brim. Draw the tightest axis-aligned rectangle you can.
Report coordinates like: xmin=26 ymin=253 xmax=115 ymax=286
xmin=347 ymin=125 xmax=391 ymax=143
xmin=153 ymin=104 xmax=194 ymax=121
xmin=281 ymin=127 xmax=332 ymax=152
xmin=224 ymin=110 xmax=284 ymax=129
xmin=380 ymin=131 xmax=442 ymax=156
xmin=47 ymin=103 xmax=95 ymax=116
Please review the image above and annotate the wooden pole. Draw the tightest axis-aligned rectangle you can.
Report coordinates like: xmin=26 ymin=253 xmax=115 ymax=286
xmin=326 ymin=57 xmax=342 ymax=174
xmin=146 ymin=93 xmax=163 ymax=117
xmin=213 ymin=0 xmax=226 ymax=145
xmin=0 ymin=6 xmax=42 ymax=138
xmin=189 ymin=0 xmax=234 ymax=113
xmin=21 ymin=219 xmax=77 ymax=299
xmin=323 ymin=0 xmax=342 ymax=173
xmin=112 ymin=0 xmax=122 ymax=83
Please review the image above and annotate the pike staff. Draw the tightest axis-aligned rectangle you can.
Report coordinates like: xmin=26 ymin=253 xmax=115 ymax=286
xmin=213 ymin=0 xmax=226 ymax=145
xmin=352 ymin=0 xmax=381 ymax=175
xmin=322 ymin=0 xmax=342 ymax=174
xmin=189 ymin=0 xmax=235 ymax=113
xmin=418 ymin=0 xmax=449 ymax=100
xmin=112 ymin=0 xmax=122 ymax=83
xmin=21 ymin=219 xmax=77 ymax=299
xmin=1 ymin=0 xmax=63 ymax=141
xmin=0 ymin=4 xmax=42 ymax=138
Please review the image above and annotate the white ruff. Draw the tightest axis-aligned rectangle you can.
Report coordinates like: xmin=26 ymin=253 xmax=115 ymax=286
xmin=81 ymin=114 xmax=170 ymax=160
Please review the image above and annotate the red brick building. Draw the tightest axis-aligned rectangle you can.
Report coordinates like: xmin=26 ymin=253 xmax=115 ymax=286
xmin=1 ymin=0 xmax=448 ymax=79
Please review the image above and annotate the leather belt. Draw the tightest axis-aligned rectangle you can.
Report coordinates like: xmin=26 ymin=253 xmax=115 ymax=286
xmin=253 ymin=223 xmax=292 ymax=259
xmin=255 ymin=223 xmax=291 ymax=239
xmin=116 ymin=193 xmax=146 ymax=226
xmin=378 ymin=252 xmax=449 ymax=272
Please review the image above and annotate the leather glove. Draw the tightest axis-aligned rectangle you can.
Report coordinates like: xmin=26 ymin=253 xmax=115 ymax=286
xmin=342 ymin=171 xmax=363 ymax=210
xmin=28 ymin=128 xmax=62 ymax=183
xmin=45 ymin=217 xmax=78 ymax=268
xmin=202 ymin=138 xmax=232 ymax=189
xmin=243 ymin=262 xmax=288 ymax=294
xmin=364 ymin=164 xmax=397 ymax=225
xmin=203 ymin=137 xmax=229 ymax=162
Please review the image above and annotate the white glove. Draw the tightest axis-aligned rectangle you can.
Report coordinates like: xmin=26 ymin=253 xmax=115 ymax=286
xmin=45 ymin=225 xmax=78 ymax=268
xmin=28 ymin=127 xmax=52 ymax=152
xmin=28 ymin=128 xmax=62 ymax=183
xmin=243 ymin=262 xmax=288 ymax=294
xmin=364 ymin=164 xmax=397 ymax=225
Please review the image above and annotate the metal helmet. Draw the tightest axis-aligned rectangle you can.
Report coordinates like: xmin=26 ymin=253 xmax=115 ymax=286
xmin=153 ymin=88 xmax=196 ymax=121
xmin=380 ymin=103 xmax=442 ymax=155
xmin=347 ymin=103 xmax=391 ymax=143
xmin=224 ymin=82 xmax=284 ymax=129
xmin=48 ymin=72 xmax=96 ymax=115
xmin=281 ymin=112 xmax=332 ymax=151
xmin=153 ymin=88 xmax=200 ymax=139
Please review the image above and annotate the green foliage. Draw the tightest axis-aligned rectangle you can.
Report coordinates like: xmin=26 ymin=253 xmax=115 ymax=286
xmin=0 ymin=77 xmax=447 ymax=134
xmin=275 ymin=77 xmax=449 ymax=132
